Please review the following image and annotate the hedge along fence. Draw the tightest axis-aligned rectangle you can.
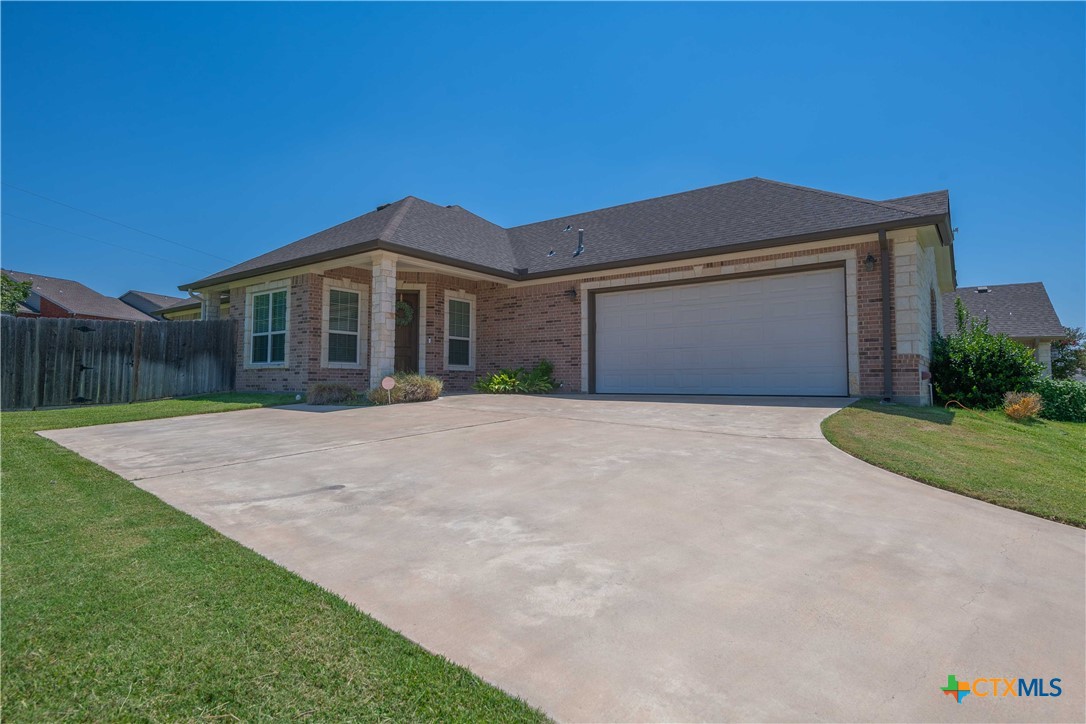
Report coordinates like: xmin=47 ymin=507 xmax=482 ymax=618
xmin=1 ymin=316 xmax=236 ymax=410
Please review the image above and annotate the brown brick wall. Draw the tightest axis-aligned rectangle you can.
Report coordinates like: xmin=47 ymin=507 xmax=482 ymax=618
xmin=855 ymin=240 xmax=888 ymax=397
xmin=305 ymin=267 xmax=373 ymax=389
xmin=226 ymin=241 xmax=931 ymax=401
xmin=231 ymin=268 xmax=376 ymax=393
xmin=232 ymin=275 xmax=309 ymax=393
xmin=476 ymin=281 xmax=582 ymax=392
xmin=397 ymin=272 xmax=485 ymax=392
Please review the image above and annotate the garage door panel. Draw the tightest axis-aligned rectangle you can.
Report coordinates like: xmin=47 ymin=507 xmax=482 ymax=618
xmin=594 ymin=268 xmax=847 ymax=396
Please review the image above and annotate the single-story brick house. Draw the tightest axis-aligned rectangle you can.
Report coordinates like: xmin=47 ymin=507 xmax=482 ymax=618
xmin=4 ymin=269 xmax=156 ymax=321
xmin=180 ymin=178 xmax=956 ymax=404
xmin=942 ymin=282 xmax=1065 ymax=376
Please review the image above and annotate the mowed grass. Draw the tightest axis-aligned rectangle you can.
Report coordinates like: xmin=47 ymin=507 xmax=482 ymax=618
xmin=1 ymin=394 xmax=546 ymax=722
xmin=822 ymin=399 xmax=1086 ymax=527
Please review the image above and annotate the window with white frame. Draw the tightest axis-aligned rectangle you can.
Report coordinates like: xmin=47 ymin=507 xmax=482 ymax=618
xmin=324 ymin=285 xmax=364 ymax=366
xmin=445 ymin=291 xmax=474 ymax=369
xmin=250 ymin=289 xmax=288 ymax=365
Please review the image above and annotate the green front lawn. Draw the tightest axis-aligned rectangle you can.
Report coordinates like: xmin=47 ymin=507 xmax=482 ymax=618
xmin=1 ymin=394 xmax=545 ymax=722
xmin=822 ymin=399 xmax=1086 ymax=527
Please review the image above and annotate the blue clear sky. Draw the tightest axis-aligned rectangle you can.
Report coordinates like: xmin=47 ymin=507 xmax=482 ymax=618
xmin=2 ymin=2 xmax=1083 ymax=326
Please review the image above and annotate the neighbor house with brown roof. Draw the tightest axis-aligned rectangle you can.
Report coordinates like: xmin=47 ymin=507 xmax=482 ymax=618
xmin=943 ymin=282 xmax=1065 ymax=376
xmin=4 ymin=270 xmax=156 ymax=322
xmin=119 ymin=289 xmax=191 ymax=319
xmin=180 ymin=177 xmax=957 ymax=404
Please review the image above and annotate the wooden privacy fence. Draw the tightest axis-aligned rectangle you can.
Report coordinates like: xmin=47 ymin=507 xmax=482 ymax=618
xmin=1 ymin=317 xmax=236 ymax=410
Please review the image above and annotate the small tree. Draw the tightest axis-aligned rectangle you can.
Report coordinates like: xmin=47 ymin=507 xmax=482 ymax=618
xmin=1051 ymin=326 xmax=1086 ymax=380
xmin=930 ymin=297 xmax=1043 ymax=408
xmin=1 ymin=273 xmax=32 ymax=315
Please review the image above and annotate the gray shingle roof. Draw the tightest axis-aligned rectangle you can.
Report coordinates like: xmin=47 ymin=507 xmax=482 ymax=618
xmin=159 ymin=298 xmax=202 ymax=313
xmin=882 ymin=190 xmax=950 ymax=217
xmin=508 ymin=178 xmax=946 ymax=276
xmin=3 ymin=270 xmax=157 ymax=321
xmin=120 ymin=290 xmax=189 ymax=316
xmin=187 ymin=197 xmax=516 ymax=287
xmin=184 ymin=178 xmax=951 ymax=288
xmin=942 ymin=283 xmax=1065 ymax=339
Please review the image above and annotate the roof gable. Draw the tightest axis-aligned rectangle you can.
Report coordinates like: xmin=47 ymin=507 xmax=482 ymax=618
xmin=942 ymin=283 xmax=1065 ymax=339
xmin=190 ymin=198 xmax=412 ymax=285
xmin=120 ymin=290 xmax=189 ymax=315
xmin=185 ymin=178 xmax=950 ymax=288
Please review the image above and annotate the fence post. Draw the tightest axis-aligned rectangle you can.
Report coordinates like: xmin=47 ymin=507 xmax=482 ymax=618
xmin=32 ymin=320 xmax=44 ymax=410
xmin=130 ymin=322 xmax=143 ymax=403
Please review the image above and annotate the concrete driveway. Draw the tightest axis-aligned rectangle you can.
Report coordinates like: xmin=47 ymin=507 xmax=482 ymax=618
xmin=43 ymin=395 xmax=1085 ymax=722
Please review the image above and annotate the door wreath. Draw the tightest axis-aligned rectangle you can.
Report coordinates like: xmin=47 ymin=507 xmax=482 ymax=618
xmin=395 ymin=299 xmax=415 ymax=327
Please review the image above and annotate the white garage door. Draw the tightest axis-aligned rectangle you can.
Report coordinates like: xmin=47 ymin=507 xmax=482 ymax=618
xmin=594 ymin=267 xmax=848 ymax=396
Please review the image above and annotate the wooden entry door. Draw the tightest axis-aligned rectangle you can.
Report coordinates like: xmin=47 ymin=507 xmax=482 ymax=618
xmin=394 ymin=291 xmax=420 ymax=373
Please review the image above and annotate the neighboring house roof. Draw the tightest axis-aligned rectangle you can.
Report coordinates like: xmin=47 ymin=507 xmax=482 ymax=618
xmin=2 ymin=270 xmax=156 ymax=321
xmin=942 ymin=283 xmax=1065 ymax=339
xmin=120 ymin=289 xmax=189 ymax=316
xmin=159 ymin=298 xmax=202 ymax=314
xmin=183 ymin=177 xmax=953 ymax=289
xmin=15 ymin=301 xmax=39 ymax=315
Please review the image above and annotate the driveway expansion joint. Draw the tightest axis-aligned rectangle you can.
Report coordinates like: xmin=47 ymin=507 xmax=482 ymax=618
xmin=128 ymin=415 xmax=530 ymax=480
xmin=432 ymin=402 xmax=828 ymax=440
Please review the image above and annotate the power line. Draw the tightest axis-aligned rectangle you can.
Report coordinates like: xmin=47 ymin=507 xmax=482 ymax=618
xmin=3 ymin=212 xmax=212 ymax=274
xmin=1 ymin=181 xmax=234 ymax=263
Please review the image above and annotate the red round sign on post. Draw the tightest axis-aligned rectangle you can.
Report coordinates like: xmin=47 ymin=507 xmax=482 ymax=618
xmin=380 ymin=376 xmax=396 ymax=405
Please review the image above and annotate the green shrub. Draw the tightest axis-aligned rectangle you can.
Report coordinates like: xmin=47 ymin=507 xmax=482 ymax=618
xmin=473 ymin=360 xmax=556 ymax=394
xmin=1051 ymin=326 xmax=1086 ymax=380
xmin=1031 ymin=378 xmax=1086 ymax=423
xmin=307 ymin=382 xmax=357 ymax=405
xmin=366 ymin=373 xmax=443 ymax=405
xmin=931 ymin=298 xmax=1043 ymax=409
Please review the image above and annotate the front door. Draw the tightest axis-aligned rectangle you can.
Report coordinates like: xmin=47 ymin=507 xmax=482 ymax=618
xmin=394 ymin=291 xmax=420 ymax=373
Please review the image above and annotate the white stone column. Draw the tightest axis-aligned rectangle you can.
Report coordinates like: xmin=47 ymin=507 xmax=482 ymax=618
xmin=201 ymin=291 xmax=220 ymax=320
xmin=1036 ymin=341 xmax=1053 ymax=377
xmin=369 ymin=253 xmax=397 ymax=387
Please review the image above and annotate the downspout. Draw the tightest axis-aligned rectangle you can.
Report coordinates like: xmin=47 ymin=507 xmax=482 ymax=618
xmin=879 ymin=229 xmax=893 ymax=402
xmin=187 ymin=290 xmax=207 ymax=320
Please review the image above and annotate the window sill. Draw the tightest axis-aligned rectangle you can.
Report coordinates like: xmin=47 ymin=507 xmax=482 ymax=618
xmin=244 ymin=363 xmax=289 ymax=370
xmin=322 ymin=362 xmax=365 ymax=370
xmin=445 ymin=364 xmax=475 ymax=372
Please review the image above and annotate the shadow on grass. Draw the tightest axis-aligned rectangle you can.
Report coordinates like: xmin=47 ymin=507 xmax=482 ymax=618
xmin=848 ymin=399 xmax=955 ymax=426
xmin=179 ymin=392 xmax=299 ymax=405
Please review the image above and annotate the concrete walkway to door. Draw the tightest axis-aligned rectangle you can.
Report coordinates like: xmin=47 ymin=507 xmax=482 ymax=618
xmin=42 ymin=394 xmax=1085 ymax=723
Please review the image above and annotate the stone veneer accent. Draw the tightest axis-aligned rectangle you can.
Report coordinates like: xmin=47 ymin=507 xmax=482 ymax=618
xmin=225 ymin=235 xmax=944 ymax=402
xmin=368 ymin=253 xmax=397 ymax=387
